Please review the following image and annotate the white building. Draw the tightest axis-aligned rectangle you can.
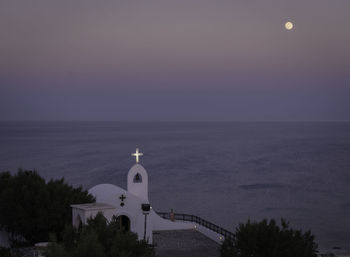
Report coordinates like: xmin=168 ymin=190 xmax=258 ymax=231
xmin=71 ymin=148 xmax=198 ymax=244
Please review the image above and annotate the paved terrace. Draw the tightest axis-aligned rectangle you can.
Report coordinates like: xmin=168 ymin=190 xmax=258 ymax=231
xmin=153 ymin=230 xmax=220 ymax=257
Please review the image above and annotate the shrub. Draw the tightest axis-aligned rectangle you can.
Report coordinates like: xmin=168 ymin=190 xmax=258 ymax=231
xmin=0 ymin=247 xmax=15 ymax=257
xmin=45 ymin=213 xmax=155 ymax=257
xmin=220 ymin=219 xmax=318 ymax=257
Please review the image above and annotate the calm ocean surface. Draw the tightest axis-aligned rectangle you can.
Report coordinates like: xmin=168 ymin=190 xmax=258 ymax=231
xmin=1 ymin=121 xmax=350 ymax=251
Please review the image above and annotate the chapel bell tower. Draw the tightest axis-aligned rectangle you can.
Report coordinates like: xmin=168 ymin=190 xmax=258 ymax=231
xmin=127 ymin=148 xmax=149 ymax=202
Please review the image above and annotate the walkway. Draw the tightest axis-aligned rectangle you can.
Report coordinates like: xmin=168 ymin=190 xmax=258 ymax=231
xmin=153 ymin=230 xmax=220 ymax=257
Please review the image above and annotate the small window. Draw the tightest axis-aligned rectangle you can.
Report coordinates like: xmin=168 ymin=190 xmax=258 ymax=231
xmin=133 ymin=173 xmax=142 ymax=183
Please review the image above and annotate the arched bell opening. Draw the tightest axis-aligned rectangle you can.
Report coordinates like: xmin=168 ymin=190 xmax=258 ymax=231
xmin=133 ymin=173 xmax=142 ymax=183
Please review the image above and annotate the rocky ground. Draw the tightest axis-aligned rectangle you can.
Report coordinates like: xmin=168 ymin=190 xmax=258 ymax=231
xmin=153 ymin=229 xmax=220 ymax=257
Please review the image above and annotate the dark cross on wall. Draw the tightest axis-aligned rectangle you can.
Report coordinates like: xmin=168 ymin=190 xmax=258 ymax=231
xmin=119 ymin=194 xmax=126 ymax=206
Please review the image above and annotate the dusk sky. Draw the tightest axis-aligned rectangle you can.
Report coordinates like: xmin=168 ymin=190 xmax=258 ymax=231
xmin=1 ymin=0 xmax=349 ymax=121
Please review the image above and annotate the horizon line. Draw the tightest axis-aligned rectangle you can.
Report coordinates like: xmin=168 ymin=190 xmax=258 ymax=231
xmin=0 ymin=119 xmax=350 ymax=123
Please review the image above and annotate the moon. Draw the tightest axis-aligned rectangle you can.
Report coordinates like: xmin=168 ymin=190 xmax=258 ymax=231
xmin=285 ymin=21 xmax=294 ymax=30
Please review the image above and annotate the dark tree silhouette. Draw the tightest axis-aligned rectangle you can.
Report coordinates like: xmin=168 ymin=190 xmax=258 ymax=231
xmin=221 ymin=219 xmax=318 ymax=257
xmin=0 ymin=170 xmax=95 ymax=245
xmin=45 ymin=213 xmax=155 ymax=257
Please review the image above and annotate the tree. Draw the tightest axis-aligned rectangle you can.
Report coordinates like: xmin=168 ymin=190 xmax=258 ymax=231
xmin=74 ymin=230 xmax=106 ymax=257
xmin=0 ymin=170 xmax=95 ymax=245
xmin=43 ymin=243 xmax=71 ymax=257
xmin=44 ymin=213 xmax=155 ymax=257
xmin=0 ymin=247 xmax=15 ymax=257
xmin=220 ymin=219 xmax=318 ymax=257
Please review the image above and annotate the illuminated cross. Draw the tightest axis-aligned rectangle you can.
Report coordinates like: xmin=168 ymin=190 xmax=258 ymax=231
xmin=131 ymin=148 xmax=143 ymax=163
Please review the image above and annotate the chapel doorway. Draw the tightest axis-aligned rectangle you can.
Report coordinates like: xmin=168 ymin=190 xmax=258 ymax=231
xmin=116 ymin=215 xmax=130 ymax=232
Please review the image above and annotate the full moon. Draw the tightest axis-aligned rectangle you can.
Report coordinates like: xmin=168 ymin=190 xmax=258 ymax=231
xmin=285 ymin=21 xmax=294 ymax=30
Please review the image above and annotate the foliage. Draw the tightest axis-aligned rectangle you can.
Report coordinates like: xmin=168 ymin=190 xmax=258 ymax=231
xmin=0 ymin=247 xmax=15 ymax=257
xmin=220 ymin=219 xmax=318 ymax=257
xmin=44 ymin=213 xmax=155 ymax=257
xmin=44 ymin=242 xmax=71 ymax=257
xmin=0 ymin=170 xmax=95 ymax=245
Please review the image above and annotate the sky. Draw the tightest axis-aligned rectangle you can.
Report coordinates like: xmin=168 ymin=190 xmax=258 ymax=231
xmin=0 ymin=0 xmax=349 ymax=121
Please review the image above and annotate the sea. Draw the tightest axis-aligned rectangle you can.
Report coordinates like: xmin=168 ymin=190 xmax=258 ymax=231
xmin=0 ymin=121 xmax=349 ymax=252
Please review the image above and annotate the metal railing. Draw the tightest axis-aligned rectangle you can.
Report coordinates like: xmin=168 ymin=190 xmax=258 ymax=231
xmin=156 ymin=211 xmax=234 ymax=240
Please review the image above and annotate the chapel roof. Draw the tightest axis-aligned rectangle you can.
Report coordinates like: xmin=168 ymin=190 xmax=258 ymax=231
xmin=70 ymin=202 xmax=115 ymax=211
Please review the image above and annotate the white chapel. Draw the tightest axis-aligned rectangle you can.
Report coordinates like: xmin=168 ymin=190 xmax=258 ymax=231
xmin=71 ymin=148 xmax=226 ymax=244
xmin=71 ymin=148 xmax=193 ymax=243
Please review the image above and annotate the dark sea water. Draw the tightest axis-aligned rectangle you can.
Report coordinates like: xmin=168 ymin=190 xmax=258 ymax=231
xmin=1 ymin=121 xmax=350 ymax=251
